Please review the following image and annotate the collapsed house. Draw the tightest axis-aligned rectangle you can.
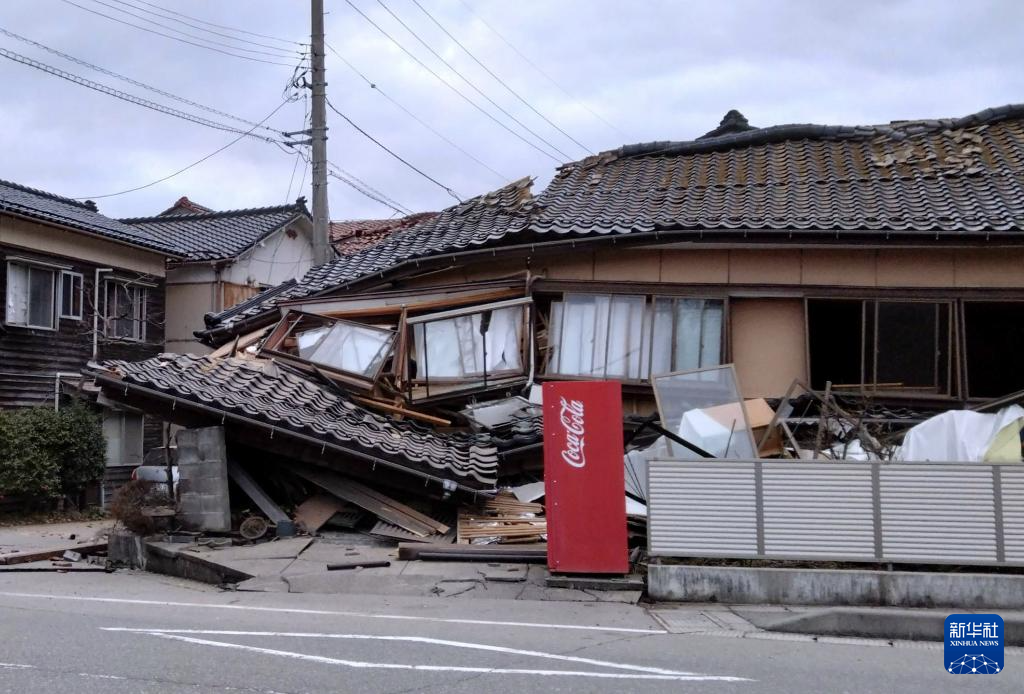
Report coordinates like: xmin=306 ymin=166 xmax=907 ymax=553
xmin=88 ymin=104 xmax=1024 ymax=549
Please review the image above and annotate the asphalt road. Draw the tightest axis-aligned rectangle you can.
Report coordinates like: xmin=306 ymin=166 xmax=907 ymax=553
xmin=0 ymin=571 xmax=1020 ymax=693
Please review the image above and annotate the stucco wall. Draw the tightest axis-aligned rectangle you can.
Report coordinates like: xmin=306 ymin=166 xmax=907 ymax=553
xmin=223 ymin=226 xmax=313 ymax=287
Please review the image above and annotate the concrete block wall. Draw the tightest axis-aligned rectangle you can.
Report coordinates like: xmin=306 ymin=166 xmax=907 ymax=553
xmin=175 ymin=426 xmax=231 ymax=532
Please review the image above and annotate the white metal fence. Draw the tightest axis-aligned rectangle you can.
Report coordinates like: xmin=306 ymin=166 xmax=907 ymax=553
xmin=647 ymin=460 xmax=1024 ymax=566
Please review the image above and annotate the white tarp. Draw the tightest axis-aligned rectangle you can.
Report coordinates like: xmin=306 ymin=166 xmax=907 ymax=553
xmin=897 ymin=405 xmax=1024 ymax=462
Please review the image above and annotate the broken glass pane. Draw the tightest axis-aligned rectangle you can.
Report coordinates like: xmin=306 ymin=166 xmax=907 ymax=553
xmin=297 ymin=321 xmax=393 ymax=378
xmin=652 ymin=365 xmax=757 ymax=459
xmin=414 ymin=305 xmax=524 ymax=379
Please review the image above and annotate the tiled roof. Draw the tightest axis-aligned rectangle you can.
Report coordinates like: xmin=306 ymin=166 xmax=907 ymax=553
xmin=531 ymin=103 xmax=1024 ymax=236
xmin=330 ymin=212 xmax=437 ymax=256
xmin=202 ymin=104 xmax=1024 ymax=336
xmin=92 ymin=354 xmax=498 ymax=489
xmin=203 ymin=178 xmax=533 ymax=334
xmin=122 ymin=200 xmax=309 ymax=261
xmin=0 ymin=178 xmax=181 ymax=255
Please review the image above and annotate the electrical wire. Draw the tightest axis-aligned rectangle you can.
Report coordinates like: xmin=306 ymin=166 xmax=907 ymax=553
xmin=58 ymin=0 xmax=296 ymax=66
xmin=82 ymin=0 xmax=299 ymax=59
xmin=342 ymin=0 xmax=560 ymax=163
xmin=410 ymin=0 xmax=592 ymax=156
xmin=328 ymin=162 xmax=412 ymax=215
xmin=374 ymin=0 xmax=572 ymax=161
xmin=456 ymin=0 xmax=630 ymax=140
xmin=327 ymin=98 xmax=461 ymax=202
xmin=325 ymin=41 xmax=508 ymax=184
xmin=0 ymin=47 xmax=286 ymax=143
xmin=130 ymin=0 xmax=302 ymax=47
xmin=72 ymin=99 xmax=293 ymax=199
xmin=106 ymin=0 xmax=302 ymax=54
xmin=0 ymin=26 xmax=287 ymax=137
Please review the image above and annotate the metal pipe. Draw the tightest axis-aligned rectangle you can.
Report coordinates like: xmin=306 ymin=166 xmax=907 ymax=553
xmin=92 ymin=267 xmax=113 ymax=360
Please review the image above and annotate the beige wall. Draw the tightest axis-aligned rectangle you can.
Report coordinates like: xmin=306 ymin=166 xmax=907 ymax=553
xmin=165 ymin=282 xmax=216 ymax=354
xmin=438 ymin=246 xmax=1024 ymax=290
xmin=730 ymin=298 xmax=808 ymax=398
xmin=0 ymin=215 xmax=167 ymax=276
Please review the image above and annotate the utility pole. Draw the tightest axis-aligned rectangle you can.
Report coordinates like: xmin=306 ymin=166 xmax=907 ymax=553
xmin=310 ymin=0 xmax=331 ymax=266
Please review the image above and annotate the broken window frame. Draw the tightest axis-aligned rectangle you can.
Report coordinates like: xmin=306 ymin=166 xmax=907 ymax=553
xmin=961 ymin=299 xmax=1024 ymax=400
xmin=259 ymin=310 xmax=398 ymax=390
xmin=404 ymin=297 xmax=533 ymax=399
xmin=805 ymin=297 xmax=955 ymax=397
xmin=545 ymin=292 xmax=726 ymax=383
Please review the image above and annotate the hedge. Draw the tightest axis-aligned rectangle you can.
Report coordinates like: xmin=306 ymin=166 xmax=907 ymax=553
xmin=0 ymin=404 xmax=107 ymax=501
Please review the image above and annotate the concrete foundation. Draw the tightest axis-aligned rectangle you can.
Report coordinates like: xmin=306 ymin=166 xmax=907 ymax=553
xmin=648 ymin=563 xmax=1024 ymax=609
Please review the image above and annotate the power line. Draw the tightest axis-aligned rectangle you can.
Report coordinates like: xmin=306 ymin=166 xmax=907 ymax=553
xmin=327 ymin=98 xmax=462 ymax=203
xmin=328 ymin=166 xmax=411 ymax=216
xmin=130 ymin=0 xmax=302 ymax=47
xmin=374 ymin=0 xmax=572 ymax=161
xmin=106 ymin=0 xmax=301 ymax=54
xmin=456 ymin=0 xmax=630 ymax=140
xmin=0 ymin=47 xmax=285 ymax=144
xmin=0 ymin=26 xmax=286 ymax=138
xmin=73 ymin=100 xmax=292 ymax=199
xmin=325 ymin=41 xmax=508 ymax=184
xmin=58 ymin=0 xmax=296 ymax=67
xmin=342 ymin=0 xmax=560 ymax=163
xmin=328 ymin=161 xmax=413 ymax=215
xmin=84 ymin=0 xmax=299 ymax=59
xmin=410 ymin=0 xmax=592 ymax=156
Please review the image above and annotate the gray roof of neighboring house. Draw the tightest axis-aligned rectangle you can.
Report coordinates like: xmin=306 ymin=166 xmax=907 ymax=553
xmin=201 ymin=103 xmax=1024 ymax=337
xmin=92 ymin=354 xmax=499 ymax=489
xmin=121 ymin=200 xmax=310 ymax=262
xmin=0 ymin=178 xmax=181 ymax=255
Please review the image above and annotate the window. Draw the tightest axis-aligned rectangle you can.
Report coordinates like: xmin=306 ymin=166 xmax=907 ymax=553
xmin=5 ymin=261 xmax=57 ymax=329
xmin=104 ymin=280 xmax=147 ymax=341
xmin=963 ymin=301 xmax=1024 ymax=398
xmin=60 ymin=271 xmax=83 ymax=319
xmin=412 ymin=304 xmax=526 ymax=381
xmin=260 ymin=311 xmax=396 ymax=387
xmin=547 ymin=293 xmax=724 ymax=381
xmin=808 ymin=299 xmax=951 ymax=394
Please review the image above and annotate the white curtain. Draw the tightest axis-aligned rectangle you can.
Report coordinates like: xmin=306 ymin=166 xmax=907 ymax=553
xmin=415 ymin=306 xmax=524 ymax=379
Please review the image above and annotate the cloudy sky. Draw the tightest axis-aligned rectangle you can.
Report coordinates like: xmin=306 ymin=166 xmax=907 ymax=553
xmin=1 ymin=0 xmax=1021 ymax=221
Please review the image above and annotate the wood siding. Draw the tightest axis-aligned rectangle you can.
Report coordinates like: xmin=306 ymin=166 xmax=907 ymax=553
xmin=1 ymin=243 xmax=166 ymax=408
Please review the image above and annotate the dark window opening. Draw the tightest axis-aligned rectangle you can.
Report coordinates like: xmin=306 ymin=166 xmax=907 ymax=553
xmin=808 ymin=299 xmax=950 ymax=395
xmin=808 ymin=299 xmax=862 ymax=390
xmin=965 ymin=302 xmax=1024 ymax=398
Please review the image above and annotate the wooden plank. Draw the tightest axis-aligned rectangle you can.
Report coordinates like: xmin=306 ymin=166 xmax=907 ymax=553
xmin=227 ymin=461 xmax=290 ymax=524
xmin=398 ymin=542 xmax=546 ymax=561
xmin=293 ymin=493 xmax=351 ymax=533
xmin=350 ymin=395 xmax=451 ymax=427
xmin=293 ymin=467 xmax=439 ymax=537
xmin=210 ymin=327 xmax=266 ymax=359
xmin=0 ymin=542 xmax=107 ymax=566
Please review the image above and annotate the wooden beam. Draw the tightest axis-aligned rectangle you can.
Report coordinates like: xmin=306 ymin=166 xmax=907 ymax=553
xmin=350 ymin=395 xmax=451 ymax=427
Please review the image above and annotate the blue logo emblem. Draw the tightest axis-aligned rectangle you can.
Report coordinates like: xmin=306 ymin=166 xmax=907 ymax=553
xmin=945 ymin=614 xmax=1003 ymax=674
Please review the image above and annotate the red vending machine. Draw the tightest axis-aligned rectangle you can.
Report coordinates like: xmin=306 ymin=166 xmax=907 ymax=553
xmin=543 ymin=381 xmax=629 ymax=574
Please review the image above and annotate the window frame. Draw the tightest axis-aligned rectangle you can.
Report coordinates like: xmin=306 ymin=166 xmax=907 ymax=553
xmin=59 ymin=270 xmax=84 ymax=320
xmin=805 ymin=297 xmax=956 ymax=397
xmin=544 ymin=292 xmax=726 ymax=384
xmin=4 ymin=259 xmax=60 ymax=331
xmin=103 ymin=278 xmax=148 ymax=342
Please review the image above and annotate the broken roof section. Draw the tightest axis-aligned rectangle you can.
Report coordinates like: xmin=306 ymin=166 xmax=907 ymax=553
xmin=202 ymin=177 xmax=533 ymax=338
xmin=330 ymin=212 xmax=438 ymax=256
xmin=90 ymin=354 xmax=499 ymax=490
xmin=121 ymin=198 xmax=310 ymax=262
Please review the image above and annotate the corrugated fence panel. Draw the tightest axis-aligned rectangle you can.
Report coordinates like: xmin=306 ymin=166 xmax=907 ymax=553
xmin=762 ymin=463 xmax=875 ymax=560
xmin=648 ymin=461 xmax=757 ymax=557
xmin=649 ymin=460 xmax=1021 ymax=566
xmin=880 ymin=465 xmax=997 ymax=562
xmin=1002 ymin=466 xmax=1024 ymax=563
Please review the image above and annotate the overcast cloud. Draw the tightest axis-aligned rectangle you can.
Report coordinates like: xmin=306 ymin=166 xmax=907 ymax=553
xmin=1 ymin=0 xmax=1022 ymax=221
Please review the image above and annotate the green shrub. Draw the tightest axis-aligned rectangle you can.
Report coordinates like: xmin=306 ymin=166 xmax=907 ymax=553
xmin=0 ymin=409 xmax=61 ymax=499
xmin=0 ymin=404 xmax=106 ymax=500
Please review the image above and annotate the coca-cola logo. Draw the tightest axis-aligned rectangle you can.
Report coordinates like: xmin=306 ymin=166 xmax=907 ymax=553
xmin=559 ymin=397 xmax=586 ymax=468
